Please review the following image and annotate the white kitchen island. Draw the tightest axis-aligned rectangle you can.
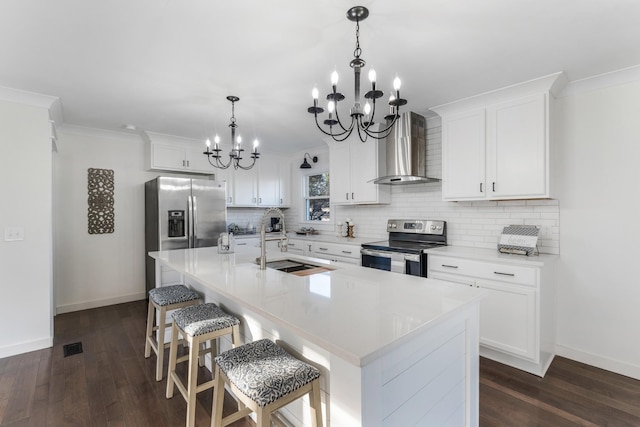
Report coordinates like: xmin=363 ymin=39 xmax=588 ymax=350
xmin=149 ymin=246 xmax=484 ymax=427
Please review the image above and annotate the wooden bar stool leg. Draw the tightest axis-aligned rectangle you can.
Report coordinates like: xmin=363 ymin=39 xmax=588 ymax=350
xmin=156 ymin=305 xmax=167 ymax=381
xmin=256 ymin=408 xmax=269 ymax=427
xmin=232 ymin=324 xmax=241 ymax=347
xmin=166 ymin=323 xmax=180 ymax=399
xmin=310 ymin=380 xmax=322 ymax=427
xmin=144 ymin=300 xmax=155 ymax=358
xmin=211 ymin=365 xmax=224 ymax=427
xmin=186 ymin=334 xmax=200 ymax=427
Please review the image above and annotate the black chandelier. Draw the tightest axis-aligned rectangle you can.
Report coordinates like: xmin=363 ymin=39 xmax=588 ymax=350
xmin=203 ymin=96 xmax=260 ymax=170
xmin=307 ymin=6 xmax=407 ymax=142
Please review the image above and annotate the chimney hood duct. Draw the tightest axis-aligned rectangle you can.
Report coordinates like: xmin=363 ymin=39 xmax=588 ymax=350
xmin=373 ymin=112 xmax=440 ymax=185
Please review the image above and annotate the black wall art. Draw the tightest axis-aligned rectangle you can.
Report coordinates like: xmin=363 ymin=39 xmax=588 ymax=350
xmin=87 ymin=168 xmax=115 ymax=234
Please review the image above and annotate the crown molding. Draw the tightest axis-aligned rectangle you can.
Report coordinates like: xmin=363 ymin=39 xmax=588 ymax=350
xmin=557 ymin=64 xmax=640 ymax=98
xmin=0 ymin=85 xmax=59 ymax=109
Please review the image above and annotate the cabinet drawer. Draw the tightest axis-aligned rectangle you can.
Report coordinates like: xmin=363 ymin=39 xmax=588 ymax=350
xmin=287 ymin=239 xmax=303 ymax=250
xmin=311 ymin=242 xmax=360 ymax=259
xmin=429 ymin=255 xmax=537 ymax=286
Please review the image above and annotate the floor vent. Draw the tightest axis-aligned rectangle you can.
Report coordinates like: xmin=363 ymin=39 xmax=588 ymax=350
xmin=63 ymin=342 xmax=83 ymax=357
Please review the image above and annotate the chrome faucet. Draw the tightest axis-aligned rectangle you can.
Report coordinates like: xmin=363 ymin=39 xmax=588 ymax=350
xmin=259 ymin=207 xmax=288 ymax=269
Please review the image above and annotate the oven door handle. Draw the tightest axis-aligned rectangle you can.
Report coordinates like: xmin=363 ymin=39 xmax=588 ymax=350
xmin=361 ymin=249 xmax=414 ymax=274
xmin=361 ymin=249 xmax=392 ymax=258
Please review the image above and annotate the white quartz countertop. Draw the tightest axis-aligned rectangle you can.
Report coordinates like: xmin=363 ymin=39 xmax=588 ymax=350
xmin=149 ymin=246 xmax=484 ymax=367
xmin=425 ymin=245 xmax=558 ymax=267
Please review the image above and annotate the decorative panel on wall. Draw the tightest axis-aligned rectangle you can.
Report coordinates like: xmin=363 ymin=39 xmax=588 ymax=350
xmin=87 ymin=168 xmax=115 ymax=234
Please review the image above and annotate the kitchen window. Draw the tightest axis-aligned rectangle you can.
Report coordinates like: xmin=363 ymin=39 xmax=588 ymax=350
xmin=304 ymin=172 xmax=330 ymax=222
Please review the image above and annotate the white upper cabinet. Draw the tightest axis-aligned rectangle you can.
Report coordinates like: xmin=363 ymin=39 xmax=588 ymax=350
xmin=325 ymin=132 xmax=390 ymax=205
xmin=488 ymin=94 xmax=547 ymax=199
xmin=217 ymin=154 xmax=290 ymax=208
xmin=146 ymin=131 xmax=213 ymax=175
xmin=441 ymin=109 xmax=486 ymax=199
xmin=432 ymin=72 xmax=566 ymax=201
xmin=232 ymin=166 xmax=258 ymax=206
xmin=257 ymin=156 xmax=279 ymax=206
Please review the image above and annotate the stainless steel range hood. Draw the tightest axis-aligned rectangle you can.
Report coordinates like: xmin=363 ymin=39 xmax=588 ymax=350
xmin=373 ymin=112 xmax=441 ymax=185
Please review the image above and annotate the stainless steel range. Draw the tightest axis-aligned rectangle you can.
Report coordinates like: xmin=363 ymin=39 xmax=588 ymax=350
xmin=361 ymin=219 xmax=447 ymax=277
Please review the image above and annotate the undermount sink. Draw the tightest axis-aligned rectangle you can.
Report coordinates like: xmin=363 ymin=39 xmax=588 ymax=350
xmin=264 ymin=259 xmax=333 ymax=275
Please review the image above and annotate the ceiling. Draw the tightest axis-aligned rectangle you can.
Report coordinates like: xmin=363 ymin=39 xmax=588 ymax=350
xmin=2 ymin=0 xmax=640 ymax=153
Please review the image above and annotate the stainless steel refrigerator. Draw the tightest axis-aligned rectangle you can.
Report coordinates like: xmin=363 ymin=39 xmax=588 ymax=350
xmin=145 ymin=177 xmax=227 ymax=293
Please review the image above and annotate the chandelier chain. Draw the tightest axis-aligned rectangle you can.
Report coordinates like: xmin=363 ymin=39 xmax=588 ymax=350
xmin=354 ymin=20 xmax=361 ymax=59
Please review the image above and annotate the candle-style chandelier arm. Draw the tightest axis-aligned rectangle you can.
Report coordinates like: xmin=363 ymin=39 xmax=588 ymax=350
xmin=231 ymin=149 xmax=260 ymax=171
xmin=311 ymin=108 xmax=354 ymax=141
xmin=307 ymin=6 xmax=407 ymax=143
xmin=203 ymin=147 xmax=234 ymax=169
xmin=202 ymin=96 xmax=260 ymax=170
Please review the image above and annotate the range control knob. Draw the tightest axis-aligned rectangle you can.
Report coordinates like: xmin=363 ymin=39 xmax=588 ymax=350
xmin=389 ymin=223 xmax=397 ymax=229
xmin=430 ymin=225 xmax=436 ymax=230
xmin=436 ymin=226 xmax=442 ymax=230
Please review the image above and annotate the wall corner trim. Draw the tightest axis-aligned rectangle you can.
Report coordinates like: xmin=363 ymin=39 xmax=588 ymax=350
xmin=0 ymin=336 xmax=53 ymax=359
xmin=555 ymin=344 xmax=640 ymax=381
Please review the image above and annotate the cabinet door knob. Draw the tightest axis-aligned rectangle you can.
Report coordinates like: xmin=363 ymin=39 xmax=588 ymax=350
xmin=346 ymin=192 xmax=349 ymax=200
xmin=480 ymin=183 xmax=483 ymax=193
xmin=352 ymin=192 xmax=355 ymax=200
xmin=492 ymin=182 xmax=496 ymax=192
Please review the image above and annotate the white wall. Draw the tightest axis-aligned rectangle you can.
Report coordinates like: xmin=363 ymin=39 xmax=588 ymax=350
xmin=54 ymin=126 xmax=162 ymax=313
xmin=554 ymin=71 xmax=640 ymax=378
xmin=0 ymin=94 xmax=55 ymax=357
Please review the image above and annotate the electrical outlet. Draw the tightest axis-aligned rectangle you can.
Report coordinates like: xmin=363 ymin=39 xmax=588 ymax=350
xmin=4 ymin=226 xmax=24 ymax=241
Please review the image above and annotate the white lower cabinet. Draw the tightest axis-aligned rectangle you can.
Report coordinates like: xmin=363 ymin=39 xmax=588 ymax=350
xmin=309 ymin=241 xmax=360 ymax=265
xmin=428 ymin=249 xmax=556 ymax=377
xmin=476 ymin=279 xmax=536 ymax=360
xmin=286 ymin=238 xmax=309 ymax=256
xmin=287 ymin=238 xmax=360 ymax=264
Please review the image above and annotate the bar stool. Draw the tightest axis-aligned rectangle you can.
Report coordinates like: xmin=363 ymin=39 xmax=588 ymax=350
xmin=145 ymin=284 xmax=201 ymax=381
xmin=166 ymin=303 xmax=241 ymax=427
xmin=211 ymin=338 xmax=323 ymax=427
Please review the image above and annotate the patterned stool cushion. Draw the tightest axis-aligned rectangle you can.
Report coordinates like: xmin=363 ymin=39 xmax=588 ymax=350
xmin=173 ymin=303 xmax=240 ymax=337
xmin=148 ymin=284 xmax=200 ymax=307
xmin=215 ymin=339 xmax=320 ymax=407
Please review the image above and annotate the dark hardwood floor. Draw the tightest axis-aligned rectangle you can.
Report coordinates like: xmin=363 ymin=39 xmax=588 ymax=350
xmin=0 ymin=300 xmax=639 ymax=426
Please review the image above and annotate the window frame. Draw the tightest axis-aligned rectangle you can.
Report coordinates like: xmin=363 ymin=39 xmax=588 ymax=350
xmin=301 ymin=170 xmax=332 ymax=224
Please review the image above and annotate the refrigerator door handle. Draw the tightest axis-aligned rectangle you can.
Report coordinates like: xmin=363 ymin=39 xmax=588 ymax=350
xmin=192 ymin=195 xmax=198 ymax=247
xmin=187 ymin=195 xmax=193 ymax=248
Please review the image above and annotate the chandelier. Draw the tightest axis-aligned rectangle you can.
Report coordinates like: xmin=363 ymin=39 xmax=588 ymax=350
xmin=307 ymin=6 xmax=407 ymax=142
xmin=203 ymin=96 xmax=260 ymax=170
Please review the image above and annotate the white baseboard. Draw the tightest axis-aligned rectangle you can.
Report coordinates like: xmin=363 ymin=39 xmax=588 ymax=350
xmin=0 ymin=336 xmax=53 ymax=359
xmin=56 ymin=292 xmax=146 ymax=315
xmin=556 ymin=344 xmax=640 ymax=381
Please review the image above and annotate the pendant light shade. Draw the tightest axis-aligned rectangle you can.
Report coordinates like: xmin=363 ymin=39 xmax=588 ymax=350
xmin=300 ymin=153 xmax=318 ymax=169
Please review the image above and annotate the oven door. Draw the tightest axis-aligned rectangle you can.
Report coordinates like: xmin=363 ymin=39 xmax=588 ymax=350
xmin=361 ymin=249 xmax=423 ymax=276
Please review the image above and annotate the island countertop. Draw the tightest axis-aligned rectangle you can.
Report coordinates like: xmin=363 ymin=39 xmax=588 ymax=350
xmin=149 ymin=246 xmax=484 ymax=367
